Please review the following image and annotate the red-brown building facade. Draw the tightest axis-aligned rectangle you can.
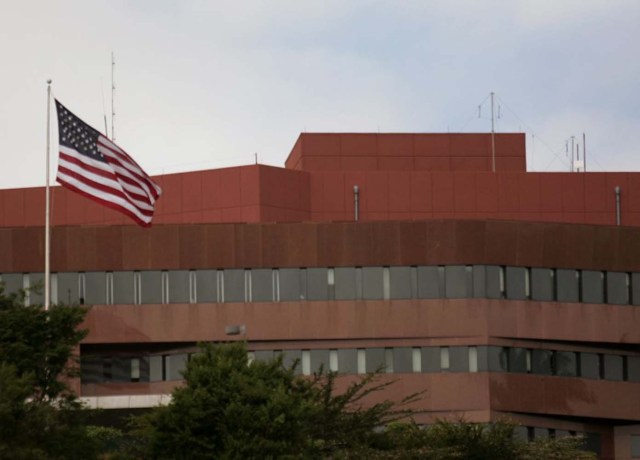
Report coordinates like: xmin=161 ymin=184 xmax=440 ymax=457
xmin=2 ymin=133 xmax=640 ymax=459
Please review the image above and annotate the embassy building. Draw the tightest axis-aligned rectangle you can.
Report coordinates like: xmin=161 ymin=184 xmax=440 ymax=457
xmin=2 ymin=132 xmax=640 ymax=459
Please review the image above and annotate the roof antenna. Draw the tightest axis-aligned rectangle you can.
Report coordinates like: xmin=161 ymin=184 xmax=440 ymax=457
xmin=111 ymin=51 xmax=116 ymax=141
xmin=101 ymin=79 xmax=109 ymax=137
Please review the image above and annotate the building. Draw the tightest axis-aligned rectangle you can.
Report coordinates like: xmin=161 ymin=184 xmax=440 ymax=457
xmin=1 ymin=132 xmax=640 ymax=459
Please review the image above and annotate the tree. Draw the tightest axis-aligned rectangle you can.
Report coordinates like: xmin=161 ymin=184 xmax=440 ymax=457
xmin=132 ymin=341 xmax=597 ymax=460
xmin=0 ymin=286 xmax=97 ymax=459
xmin=133 ymin=342 xmax=418 ymax=459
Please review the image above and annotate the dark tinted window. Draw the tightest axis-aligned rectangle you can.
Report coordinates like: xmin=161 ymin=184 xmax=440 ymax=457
xmin=508 ymin=348 xmax=529 ymax=373
xmin=310 ymin=349 xmax=330 ymax=373
xmin=362 ymin=267 xmax=384 ymax=300
xmin=445 ymin=266 xmax=472 ymax=298
xmin=579 ymin=353 xmax=600 ymax=379
xmin=421 ymin=347 xmax=440 ymax=373
xmin=223 ymin=269 xmax=245 ymax=302
xmin=581 ymin=270 xmax=604 ymax=304
xmin=506 ymin=267 xmax=527 ymax=300
xmin=603 ymin=354 xmax=623 ymax=381
xmin=0 ymin=273 xmax=22 ymax=296
xmin=140 ymin=271 xmax=163 ymax=304
xmin=113 ymin=271 xmax=135 ymax=304
xmin=279 ymin=269 xmax=303 ymax=301
xmin=390 ymin=267 xmax=412 ymax=299
xmin=29 ymin=273 xmax=45 ymax=305
xmin=306 ymin=268 xmax=329 ymax=301
xmin=84 ymin=272 xmax=107 ymax=305
xmin=196 ymin=270 xmax=218 ymax=302
xmin=57 ymin=272 xmax=80 ymax=304
xmin=337 ymin=349 xmax=357 ymax=374
xmin=251 ymin=269 xmax=273 ymax=302
xmin=449 ymin=347 xmax=469 ymax=372
xmin=417 ymin=266 xmax=443 ymax=299
xmin=632 ymin=273 xmax=640 ymax=305
xmin=531 ymin=268 xmax=554 ymax=301
xmin=532 ymin=349 xmax=553 ymax=375
xmin=168 ymin=270 xmax=190 ymax=303
xmin=393 ymin=348 xmax=413 ymax=373
xmin=555 ymin=351 xmax=577 ymax=377
xmin=487 ymin=346 xmax=508 ymax=372
xmin=607 ymin=272 xmax=629 ymax=305
xmin=485 ymin=266 xmax=504 ymax=299
xmin=556 ymin=269 xmax=579 ymax=302
xmin=335 ymin=268 xmax=357 ymax=300
xmin=366 ymin=348 xmax=386 ymax=373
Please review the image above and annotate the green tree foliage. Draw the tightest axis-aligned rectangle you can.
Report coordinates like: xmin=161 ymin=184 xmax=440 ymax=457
xmin=133 ymin=342 xmax=418 ymax=459
xmin=0 ymin=286 xmax=97 ymax=459
xmin=132 ymin=341 xmax=597 ymax=460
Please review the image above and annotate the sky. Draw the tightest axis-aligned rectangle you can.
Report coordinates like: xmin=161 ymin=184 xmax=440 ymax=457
xmin=1 ymin=0 xmax=639 ymax=189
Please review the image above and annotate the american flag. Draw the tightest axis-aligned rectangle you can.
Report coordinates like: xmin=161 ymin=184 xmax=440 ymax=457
xmin=55 ymin=100 xmax=162 ymax=227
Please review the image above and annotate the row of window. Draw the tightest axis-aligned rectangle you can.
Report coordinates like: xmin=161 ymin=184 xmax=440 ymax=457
xmin=3 ymin=265 xmax=640 ymax=306
xmin=81 ymin=345 xmax=640 ymax=385
xmin=513 ymin=427 xmax=600 ymax=455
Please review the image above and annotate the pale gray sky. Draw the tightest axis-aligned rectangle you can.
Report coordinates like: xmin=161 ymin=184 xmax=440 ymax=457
xmin=1 ymin=0 xmax=639 ymax=189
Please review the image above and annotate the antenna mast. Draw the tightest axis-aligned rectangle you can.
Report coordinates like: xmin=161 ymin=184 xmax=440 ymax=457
xmin=111 ymin=52 xmax=116 ymax=141
xmin=490 ymin=92 xmax=496 ymax=172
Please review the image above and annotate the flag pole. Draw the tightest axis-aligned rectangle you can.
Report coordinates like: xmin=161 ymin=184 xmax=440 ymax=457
xmin=45 ymin=80 xmax=52 ymax=311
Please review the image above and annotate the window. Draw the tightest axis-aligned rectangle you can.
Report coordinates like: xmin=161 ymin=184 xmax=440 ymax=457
xmin=223 ymin=269 xmax=245 ymax=302
xmin=472 ymin=266 xmax=486 ymax=298
xmin=306 ymin=268 xmax=329 ymax=301
xmin=281 ymin=349 xmax=302 ymax=374
xmin=531 ymin=268 xmax=554 ymax=301
xmin=168 ymin=270 xmax=190 ymax=303
xmin=628 ymin=356 xmax=640 ymax=382
xmin=112 ymin=271 xmax=135 ymax=304
xmin=508 ymin=348 xmax=529 ymax=373
xmin=279 ymin=268 xmax=303 ymax=301
xmin=362 ymin=267 xmax=384 ymax=300
xmin=445 ymin=266 xmax=472 ymax=298
xmin=603 ymin=354 xmax=624 ymax=381
xmin=487 ymin=346 xmax=508 ymax=372
xmin=393 ymin=348 xmax=413 ymax=373
xmin=555 ymin=351 xmax=577 ymax=377
xmin=57 ymin=272 xmax=80 ymax=305
xmin=195 ymin=270 xmax=218 ymax=302
xmin=468 ymin=347 xmax=478 ymax=372
xmin=150 ymin=356 xmax=163 ymax=382
xmin=532 ymin=349 xmax=553 ymax=375
xmin=579 ymin=353 xmax=600 ymax=379
xmin=140 ymin=271 xmax=163 ymax=304
xmin=84 ymin=272 xmax=108 ymax=305
xmin=80 ymin=356 xmax=103 ymax=384
xmin=485 ymin=266 xmax=505 ymax=299
xmin=165 ymin=354 xmax=188 ymax=381
xmin=335 ymin=267 xmax=357 ymax=300
xmin=582 ymin=270 xmax=604 ymax=304
xmin=389 ymin=266 xmax=412 ymax=299
xmin=417 ymin=266 xmax=443 ymax=299
xmin=310 ymin=349 xmax=330 ymax=373
xmin=449 ymin=347 xmax=468 ymax=372
xmin=366 ymin=348 xmax=386 ymax=373
xmin=607 ymin=272 xmax=629 ymax=305
xmin=251 ymin=269 xmax=274 ymax=302
xmin=337 ymin=349 xmax=358 ymax=374
xmin=440 ymin=347 xmax=450 ymax=371
xmin=421 ymin=347 xmax=440 ymax=373
xmin=632 ymin=273 xmax=640 ymax=306
xmin=505 ymin=267 xmax=527 ymax=300
xmin=27 ymin=273 xmax=45 ymax=306
xmin=556 ymin=269 xmax=579 ymax=302
xmin=0 ymin=273 xmax=22 ymax=297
